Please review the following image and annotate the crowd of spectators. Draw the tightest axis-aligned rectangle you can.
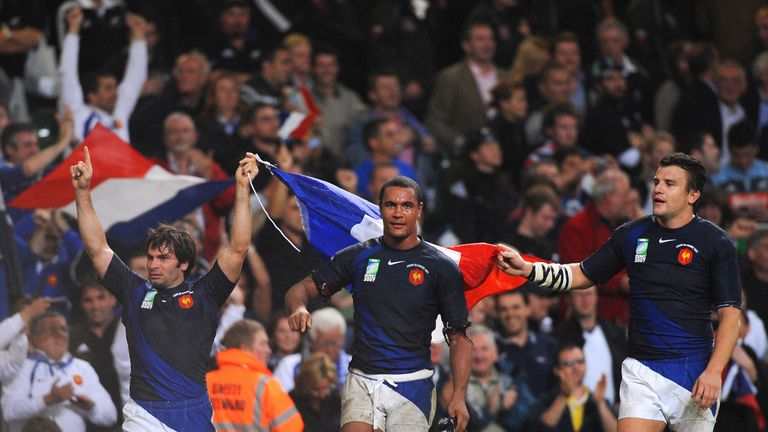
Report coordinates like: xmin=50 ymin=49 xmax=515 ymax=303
xmin=3 ymin=0 xmax=768 ymax=430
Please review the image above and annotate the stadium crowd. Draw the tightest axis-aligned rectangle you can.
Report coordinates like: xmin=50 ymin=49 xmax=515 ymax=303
xmin=2 ymin=0 xmax=768 ymax=430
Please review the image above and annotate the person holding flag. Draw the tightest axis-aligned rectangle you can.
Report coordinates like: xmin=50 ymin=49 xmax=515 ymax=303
xmin=70 ymin=146 xmax=257 ymax=431
xmin=496 ymin=153 xmax=742 ymax=432
xmin=285 ymin=175 xmax=472 ymax=432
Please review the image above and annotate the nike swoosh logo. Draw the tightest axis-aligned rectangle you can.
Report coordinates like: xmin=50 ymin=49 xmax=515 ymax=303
xmin=659 ymin=238 xmax=676 ymax=243
xmin=387 ymin=260 xmax=405 ymax=265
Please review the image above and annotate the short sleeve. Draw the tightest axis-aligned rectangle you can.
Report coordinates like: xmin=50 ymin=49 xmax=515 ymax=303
xmin=581 ymin=228 xmax=627 ymax=286
xmin=436 ymin=259 xmax=469 ymax=326
xmin=312 ymin=244 xmax=359 ymax=297
xmin=711 ymin=234 xmax=742 ymax=309
xmin=101 ymin=255 xmax=145 ymax=305
xmin=202 ymin=261 xmax=237 ymax=306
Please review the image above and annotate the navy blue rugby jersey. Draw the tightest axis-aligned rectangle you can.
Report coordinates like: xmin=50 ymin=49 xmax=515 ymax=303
xmin=313 ymin=237 xmax=469 ymax=374
xmin=581 ymin=215 xmax=741 ymax=360
xmin=101 ymin=255 xmax=235 ymax=401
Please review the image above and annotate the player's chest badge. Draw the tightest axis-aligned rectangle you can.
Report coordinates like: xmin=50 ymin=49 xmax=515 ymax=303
xmin=409 ymin=268 xmax=425 ymax=286
xmin=677 ymin=247 xmax=694 ymax=265
xmin=178 ymin=294 xmax=195 ymax=309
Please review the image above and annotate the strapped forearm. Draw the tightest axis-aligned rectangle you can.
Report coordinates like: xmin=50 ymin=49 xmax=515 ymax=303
xmin=527 ymin=261 xmax=574 ymax=292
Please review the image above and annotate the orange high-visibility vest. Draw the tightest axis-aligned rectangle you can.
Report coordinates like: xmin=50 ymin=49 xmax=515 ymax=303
xmin=207 ymin=349 xmax=303 ymax=432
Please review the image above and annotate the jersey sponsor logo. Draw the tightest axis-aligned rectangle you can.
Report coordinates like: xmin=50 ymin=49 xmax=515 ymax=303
xmin=178 ymin=294 xmax=194 ymax=309
xmin=387 ymin=260 xmax=405 ymax=265
xmin=364 ymin=258 xmax=381 ymax=282
xmin=73 ymin=374 xmax=83 ymax=385
xmin=678 ymin=247 xmax=694 ymax=265
xmin=409 ymin=268 xmax=425 ymax=286
xmin=47 ymin=274 xmax=58 ymax=287
xmin=635 ymin=238 xmax=649 ymax=263
xmin=141 ymin=289 xmax=157 ymax=309
xmin=658 ymin=238 xmax=676 ymax=243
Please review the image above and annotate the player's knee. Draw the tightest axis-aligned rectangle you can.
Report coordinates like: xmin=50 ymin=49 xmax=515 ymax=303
xmin=341 ymin=421 xmax=374 ymax=432
xmin=618 ymin=417 xmax=667 ymax=432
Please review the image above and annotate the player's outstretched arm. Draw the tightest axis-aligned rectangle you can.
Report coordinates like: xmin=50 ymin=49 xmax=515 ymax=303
xmin=217 ymin=153 xmax=257 ymax=282
xmin=71 ymin=146 xmax=113 ymax=279
xmin=691 ymin=306 xmax=741 ymax=410
xmin=495 ymin=246 xmax=594 ymax=292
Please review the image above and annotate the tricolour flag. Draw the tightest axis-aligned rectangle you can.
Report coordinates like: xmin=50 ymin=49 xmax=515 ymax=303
xmin=269 ymin=166 xmax=536 ymax=310
xmin=9 ymin=125 xmax=234 ymax=247
xmin=722 ymin=360 xmax=766 ymax=429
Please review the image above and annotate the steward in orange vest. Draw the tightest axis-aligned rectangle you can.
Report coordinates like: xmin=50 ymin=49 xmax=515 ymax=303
xmin=207 ymin=320 xmax=303 ymax=432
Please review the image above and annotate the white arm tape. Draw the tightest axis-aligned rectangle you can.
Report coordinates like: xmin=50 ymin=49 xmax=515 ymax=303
xmin=528 ymin=262 xmax=573 ymax=292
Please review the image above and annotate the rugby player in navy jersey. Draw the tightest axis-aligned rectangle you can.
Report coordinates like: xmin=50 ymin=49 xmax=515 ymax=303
xmin=285 ymin=176 xmax=473 ymax=432
xmin=497 ymin=154 xmax=742 ymax=432
xmin=70 ymin=146 xmax=257 ymax=431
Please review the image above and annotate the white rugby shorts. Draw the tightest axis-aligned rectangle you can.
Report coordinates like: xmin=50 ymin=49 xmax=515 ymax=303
xmin=619 ymin=357 xmax=719 ymax=432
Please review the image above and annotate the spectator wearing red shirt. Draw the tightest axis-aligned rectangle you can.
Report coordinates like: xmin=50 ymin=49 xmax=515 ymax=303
xmin=558 ymin=169 xmax=635 ymax=323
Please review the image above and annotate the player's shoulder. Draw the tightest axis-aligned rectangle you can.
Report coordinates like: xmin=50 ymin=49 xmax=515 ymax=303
xmin=690 ymin=216 xmax=735 ymax=246
xmin=333 ymin=238 xmax=382 ymax=259
xmin=352 ymin=237 xmax=383 ymax=253
xmin=421 ymin=241 xmax=461 ymax=269
xmin=613 ymin=215 xmax=655 ymax=236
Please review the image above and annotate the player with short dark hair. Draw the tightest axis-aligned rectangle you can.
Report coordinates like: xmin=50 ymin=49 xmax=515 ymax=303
xmin=285 ymin=175 xmax=472 ymax=432
xmin=71 ymin=147 xmax=258 ymax=431
xmin=498 ymin=153 xmax=742 ymax=432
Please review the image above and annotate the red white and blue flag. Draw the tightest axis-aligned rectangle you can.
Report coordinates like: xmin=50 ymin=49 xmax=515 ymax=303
xmin=9 ymin=125 xmax=233 ymax=247
xmin=267 ymin=165 xmax=535 ymax=311
xmin=722 ymin=359 xmax=766 ymax=429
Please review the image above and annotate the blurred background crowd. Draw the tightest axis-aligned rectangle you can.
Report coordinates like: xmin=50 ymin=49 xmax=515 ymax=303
xmin=3 ymin=0 xmax=768 ymax=431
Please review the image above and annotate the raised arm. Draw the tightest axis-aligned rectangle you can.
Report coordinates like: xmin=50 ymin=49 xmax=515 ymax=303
xmin=496 ymin=246 xmax=595 ymax=292
xmin=0 ymin=27 xmax=42 ymax=55
xmin=216 ymin=153 xmax=256 ymax=282
xmin=58 ymin=8 xmax=84 ymax=112
xmin=113 ymin=13 xmax=148 ymax=121
xmin=21 ymin=108 xmax=74 ymax=177
xmin=71 ymin=146 xmax=113 ymax=278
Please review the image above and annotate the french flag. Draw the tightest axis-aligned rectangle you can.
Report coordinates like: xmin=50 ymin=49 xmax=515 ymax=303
xmin=268 ymin=165 xmax=536 ymax=311
xmin=9 ymin=125 xmax=234 ymax=247
xmin=722 ymin=359 xmax=766 ymax=429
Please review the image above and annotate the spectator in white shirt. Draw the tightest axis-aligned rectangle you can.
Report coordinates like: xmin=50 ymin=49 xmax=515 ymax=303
xmin=1 ymin=311 xmax=117 ymax=432
xmin=0 ymin=297 xmax=51 ymax=382
xmin=59 ymin=7 xmax=148 ymax=143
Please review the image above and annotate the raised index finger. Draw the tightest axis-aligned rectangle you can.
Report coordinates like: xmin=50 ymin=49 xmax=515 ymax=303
xmin=83 ymin=146 xmax=91 ymax=167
